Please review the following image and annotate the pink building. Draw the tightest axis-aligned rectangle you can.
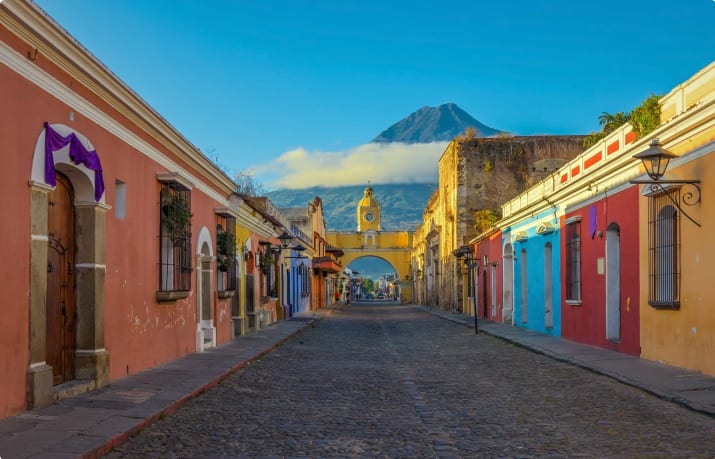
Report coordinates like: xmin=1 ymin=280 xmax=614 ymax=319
xmin=0 ymin=1 xmax=240 ymax=419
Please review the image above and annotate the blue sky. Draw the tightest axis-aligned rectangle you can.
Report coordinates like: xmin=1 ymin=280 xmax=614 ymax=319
xmin=35 ymin=0 xmax=715 ymax=189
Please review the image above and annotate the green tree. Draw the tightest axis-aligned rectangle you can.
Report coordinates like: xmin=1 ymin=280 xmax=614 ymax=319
xmin=584 ymin=93 xmax=662 ymax=148
xmin=583 ymin=132 xmax=605 ymax=149
xmin=598 ymin=111 xmax=630 ymax=134
xmin=629 ymin=93 xmax=661 ymax=139
xmin=363 ymin=278 xmax=375 ymax=294
xmin=474 ymin=209 xmax=500 ymax=234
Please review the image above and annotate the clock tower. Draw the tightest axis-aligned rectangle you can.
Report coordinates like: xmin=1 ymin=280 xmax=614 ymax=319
xmin=357 ymin=183 xmax=381 ymax=232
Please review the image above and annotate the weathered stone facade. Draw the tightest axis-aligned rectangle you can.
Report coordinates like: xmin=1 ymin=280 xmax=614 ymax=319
xmin=413 ymin=135 xmax=585 ymax=312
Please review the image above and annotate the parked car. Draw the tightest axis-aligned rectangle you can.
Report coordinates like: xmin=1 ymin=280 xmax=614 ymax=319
xmin=377 ymin=292 xmax=385 ymax=299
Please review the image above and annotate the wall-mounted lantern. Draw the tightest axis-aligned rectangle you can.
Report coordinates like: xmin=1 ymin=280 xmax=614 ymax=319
xmin=278 ymin=231 xmax=293 ymax=248
xmin=630 ymin=138 xmax=701 ymax=227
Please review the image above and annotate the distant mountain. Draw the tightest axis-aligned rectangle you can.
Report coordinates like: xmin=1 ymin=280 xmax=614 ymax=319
xmin=372 ymin=102 xmax=501 ymax=143
xmin=267 ymin=183 xmax=438 ymax=232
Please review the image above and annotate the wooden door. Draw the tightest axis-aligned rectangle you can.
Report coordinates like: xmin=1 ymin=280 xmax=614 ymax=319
xmin=46 ymin=173 xmax=76 ymax=385
xmin=245 ymin=274 xmax=255 ymax=329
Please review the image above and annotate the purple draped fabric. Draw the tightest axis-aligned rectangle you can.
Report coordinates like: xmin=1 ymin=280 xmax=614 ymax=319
xmin=589 ymin=205 xmax=597 ymax=239
xmin=44 ymin=122 xmax=105 ymax=201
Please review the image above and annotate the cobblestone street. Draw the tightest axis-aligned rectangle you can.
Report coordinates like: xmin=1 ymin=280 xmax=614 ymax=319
xmin=105 ymin=304 xmax=715 ymax=458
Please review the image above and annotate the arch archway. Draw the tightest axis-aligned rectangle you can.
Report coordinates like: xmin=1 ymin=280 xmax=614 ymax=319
xmin=347 ymin=255 xmax=400 ymax=300
xmin=196 ymin=228 xmax=216 ymax=351
xmin=28 ymin=124 xmax=109 ymax=409
xmin=606 ymin=223 xmax=621 ymax=341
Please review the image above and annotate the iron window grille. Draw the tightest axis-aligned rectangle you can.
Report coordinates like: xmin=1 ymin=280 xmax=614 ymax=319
xmin=258 ymin=243 xmax=278 ymax=299
xmin=158 ymin=181 xmax=192 ymax=292
xmin=565 ymin=219 xmax=582 ymax=303
xmin=299 ymin=263 xmax=310 ymax=297
xmin=648 ymin=189 xmax=680 ymax=309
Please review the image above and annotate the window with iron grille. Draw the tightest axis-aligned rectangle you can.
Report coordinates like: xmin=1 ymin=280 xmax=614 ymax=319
xmin=565 ymin=219 xmax=581 ymax=303
xmin=216 ymin=215 xmax=237 ymax=293
xmin=158 ymin=181 xmax=192 ymax=293
xmin=269 ymin=251 xmax=278 ymax=298
xmin=648 ymin=190 xmax=680 ymax=308
xmin=258 ymin=244 xmax=278 ymax=298
xmin=300 ymin=263 xmax=310 ymax=297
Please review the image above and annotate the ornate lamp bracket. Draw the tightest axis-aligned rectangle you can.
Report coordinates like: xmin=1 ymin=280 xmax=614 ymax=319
xmin=630 ymin=179 xmax=701 ymax=227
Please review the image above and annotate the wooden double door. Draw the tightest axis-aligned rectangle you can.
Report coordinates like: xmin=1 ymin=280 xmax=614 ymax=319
xmin=46 ymin=173 xmax=76 ymax=385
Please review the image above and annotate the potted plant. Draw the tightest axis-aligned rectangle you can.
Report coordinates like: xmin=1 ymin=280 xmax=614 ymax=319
xmin=216 ymin=227 xmax=237 ymax=272
xmin=161 ymin=192 xmax=192 ymax=247
xmin=259 ymin=251 xmax=276 ymax=274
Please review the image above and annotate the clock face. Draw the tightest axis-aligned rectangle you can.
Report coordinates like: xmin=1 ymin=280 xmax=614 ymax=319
xmin=364 ymin=212 xmax=375 ymax=222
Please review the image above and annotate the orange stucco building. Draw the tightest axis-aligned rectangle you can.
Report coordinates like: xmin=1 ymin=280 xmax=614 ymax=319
xmin=636 ymin=62 xmax=715 ymax=376
xmin=0 ymin=0 xmax=244 ymax=419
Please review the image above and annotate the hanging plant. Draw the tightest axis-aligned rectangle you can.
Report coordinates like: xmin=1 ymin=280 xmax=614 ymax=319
xmin=216 ymin=228 xmax=237 ymax=272
xmin=161 ymin=192 xmax=192 ymax=247
xmin=259 ymin=251 xmax=276 ymax=274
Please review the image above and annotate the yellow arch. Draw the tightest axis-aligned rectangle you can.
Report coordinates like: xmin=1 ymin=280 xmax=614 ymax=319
xmin=327 ymin=230 xmax=414 ymax=302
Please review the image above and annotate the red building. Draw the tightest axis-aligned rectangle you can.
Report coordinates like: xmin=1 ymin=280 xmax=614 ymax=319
xmin=472 ymin=230 xmax=504 ymax=322
xmin=560 ymin=186 xmax=641 ymax=355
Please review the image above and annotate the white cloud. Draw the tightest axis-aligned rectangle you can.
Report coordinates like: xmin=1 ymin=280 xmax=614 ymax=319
xmin=252 ymin=142 xmax=448 ymax=189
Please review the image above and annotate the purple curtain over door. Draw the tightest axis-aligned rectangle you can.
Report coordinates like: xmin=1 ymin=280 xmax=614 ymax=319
xmin=44 ymin=122 xmax=105 ymax=202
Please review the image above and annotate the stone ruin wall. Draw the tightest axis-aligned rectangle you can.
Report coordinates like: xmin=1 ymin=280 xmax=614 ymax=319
xmin=456 ymin=135 xmax=586 ymax=246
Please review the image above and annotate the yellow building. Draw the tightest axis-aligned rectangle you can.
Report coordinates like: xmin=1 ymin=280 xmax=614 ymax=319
xmin=357 ymin=184 xmax=381 ymax=231
xmin=327 ymin=185 xmax=414 ymax=302
xmin=636 ymin=61 xmax=715 ymax=376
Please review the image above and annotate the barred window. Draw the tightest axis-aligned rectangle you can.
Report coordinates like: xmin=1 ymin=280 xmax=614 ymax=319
xmin=300 ymin=262 xmax=310 ymax=297
xmin=216 ymin=215 xmax=237 ymax=293
xmin=648 ymin=190 xmax=680 ymax=308
xmin=158 ymin=181 xmax=192 ymax=293
xmin=565 ymin=219 xmax=581 ymax=303
xmin=258 ymin=244 xmax=278 ymax=298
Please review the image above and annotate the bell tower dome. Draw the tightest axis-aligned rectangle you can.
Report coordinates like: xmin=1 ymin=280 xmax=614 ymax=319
xmin=357 ymin=182 xmax=381 ymax=232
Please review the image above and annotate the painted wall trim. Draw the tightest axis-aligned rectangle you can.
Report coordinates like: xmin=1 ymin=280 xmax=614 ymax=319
xmin=0 ymin=40 xmax=229 ymax=205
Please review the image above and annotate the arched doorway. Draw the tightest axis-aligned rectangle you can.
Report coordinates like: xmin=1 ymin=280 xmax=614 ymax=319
xmin=196 ymin=229 xmax=216 ymax=351
xmin=520 ymin=249 xmax=528 ymax=324
xmin=46 ymin=173 xmax=76 ymax=385
xmin=28 ymin=124 xmax=109 ymax=409
xmin=544 ymin=242 xmax=553 ymax=329
xmin=606 ymin=223 xmax=621 ymax=341
xmin=502 ymin=243 xmax=514 ymax=324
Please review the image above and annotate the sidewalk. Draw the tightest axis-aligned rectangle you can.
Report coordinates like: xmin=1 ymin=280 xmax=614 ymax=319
xmin=0 ymin=313 xmax=323 ymax=459
xmin=2 ymin=306 xmax=714 ymax=458
xmin=418 ymin=306 xmax=715 ymax=419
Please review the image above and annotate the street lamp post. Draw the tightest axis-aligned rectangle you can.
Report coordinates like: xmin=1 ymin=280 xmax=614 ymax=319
xmin=454 ymin=246 xmax=479 ymax=334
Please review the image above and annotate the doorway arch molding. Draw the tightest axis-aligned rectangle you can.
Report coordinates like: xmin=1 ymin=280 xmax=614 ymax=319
xmin=27 ymin=124 xmax=110 ymax=409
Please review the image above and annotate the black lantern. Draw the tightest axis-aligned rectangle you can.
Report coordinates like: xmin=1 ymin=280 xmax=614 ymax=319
xmin=453 ymin=245 xmax=479 ymax=334
xmin=277 ymin=231 xmax=293 ymax=248
xmin=630 ymin=138 xmax=701 ymax=227
xmin=633 ymin=138 xmax=678 ymax=181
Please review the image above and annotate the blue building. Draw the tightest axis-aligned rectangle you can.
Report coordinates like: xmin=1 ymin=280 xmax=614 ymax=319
xmin=505 ymin=208 xmax=562 ymax=336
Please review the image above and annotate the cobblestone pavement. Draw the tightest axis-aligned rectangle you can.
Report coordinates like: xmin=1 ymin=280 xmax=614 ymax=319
xmin=105 ymin=304 xmax=715 ymax=458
